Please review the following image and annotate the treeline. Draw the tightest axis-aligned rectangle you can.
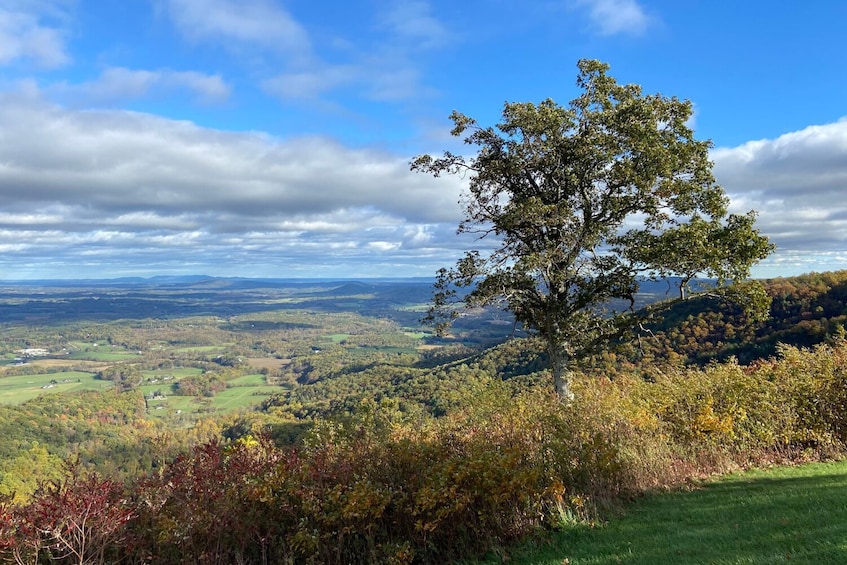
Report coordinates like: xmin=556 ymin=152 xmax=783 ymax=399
xmin=4 ymin=340 xmax=847 ymax=563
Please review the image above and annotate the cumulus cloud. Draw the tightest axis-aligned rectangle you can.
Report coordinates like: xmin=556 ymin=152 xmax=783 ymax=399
xmin=713 ymin=118 xmax=847 ymax=259
xmin=0 ymin=96 xmax=466 ymax=278
xmin=572 ymin=0 xmax=650 ymax=37
xmin=263 ymin=61 xmax=432 ymax=104
xmin=0 ymin=3 xmax=70 ymax=68
xmin=4 ymin=98 xmax=844 ymax=279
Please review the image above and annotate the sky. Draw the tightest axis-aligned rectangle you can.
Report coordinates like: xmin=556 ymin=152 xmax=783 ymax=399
xmin=0 ymin=0 xmax=846 ymax=281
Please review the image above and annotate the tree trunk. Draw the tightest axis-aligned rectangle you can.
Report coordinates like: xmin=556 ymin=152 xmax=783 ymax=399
xmin=548 ymin=342 xmax=574 ymax=401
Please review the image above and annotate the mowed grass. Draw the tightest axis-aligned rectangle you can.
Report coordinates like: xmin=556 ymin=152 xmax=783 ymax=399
xmin=324 ymin=333 xmax=351 ymax=343
xmin=0 ymin=371 xmax=107 ymax=404
xmin=490 ymin=459 xmax=847 ymax=565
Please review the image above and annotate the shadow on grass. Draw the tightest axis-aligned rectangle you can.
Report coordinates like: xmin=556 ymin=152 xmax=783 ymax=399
xmin=499 ymin=460 xmax=847 ymax=565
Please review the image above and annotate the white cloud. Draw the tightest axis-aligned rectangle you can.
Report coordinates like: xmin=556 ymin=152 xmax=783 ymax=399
xmin=713 ymin=118 xmax=847 ymax=255
xmin=378 ymin=0 xmax=448 ymax=49
xmin=572 ymin=0 xmax=650 ymax=37
xmin=261 ymin=1 xmax=447 ymax=105
xmin=51 ymin=67 xmax=232 ymax=105
xmin=0 ymin=4 xmax=70 ymax=68
xmin=164 ymin=0 xmax=311 ymax=57
xmin=166 ymin=71 xmax=231 ymax=102
xmin=0 ymin=96 xmax=467 ymax=278
xmin=262 ymin=65 xmax=357 ymax=100
xmin=263 ymin=60 xmax=434 ymax=104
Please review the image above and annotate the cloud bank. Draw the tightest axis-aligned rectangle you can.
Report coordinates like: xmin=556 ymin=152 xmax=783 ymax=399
xmin=713 ymin=118 xmax=847 ymax=276
xmin=2 ymin=91 xmax=845 ymax=279
xmin=0 ymin=96 xmax=466 ymax=278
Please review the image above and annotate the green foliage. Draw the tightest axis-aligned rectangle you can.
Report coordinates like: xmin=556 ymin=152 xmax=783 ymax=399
xmin=413 ymin=59 xmax=772 ymax=396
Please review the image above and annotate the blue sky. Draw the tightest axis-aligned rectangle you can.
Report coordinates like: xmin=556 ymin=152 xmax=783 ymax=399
xmin=0 ymin=0 xmax=846 ymax=280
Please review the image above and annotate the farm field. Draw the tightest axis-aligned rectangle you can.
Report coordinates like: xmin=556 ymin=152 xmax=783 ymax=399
xmin=0 ymin=278 xmax=485 ymax=426
xmin=142 ymin=372 xmax=281 ymax=419
xmin=0 ymin=371 xmax=105 ymax=404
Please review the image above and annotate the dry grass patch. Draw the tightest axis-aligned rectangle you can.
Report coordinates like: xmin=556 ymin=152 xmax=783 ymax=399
xmin=245 ymin=357 xmax=290 ymax=371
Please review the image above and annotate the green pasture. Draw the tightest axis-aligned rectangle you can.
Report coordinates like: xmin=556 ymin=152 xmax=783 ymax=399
xmin=487 ymin=459 xmax=847 ymax=564
xmin=324 ymin=333 xmax=351 ymax=343
xmin=208 ymin=385 xmax=280 ymax=411
xmin=227 ymin=373 xmax=269 ymax=386
xmin=65 ymin=350 xmax=140 ymax=362
xmin=403 ymin=331 xmax=428 ymax=339
xmin=145 ymin=374 xmax=280 ymax=419
xmin=0 ymin=371 xmax=106 ymax=404
xmin=146 ymin=395 xmax=211 ymax=417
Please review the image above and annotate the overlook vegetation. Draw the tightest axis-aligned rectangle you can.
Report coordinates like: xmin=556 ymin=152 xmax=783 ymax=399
xmin=1 ymin=272 xmax=847 ymax=562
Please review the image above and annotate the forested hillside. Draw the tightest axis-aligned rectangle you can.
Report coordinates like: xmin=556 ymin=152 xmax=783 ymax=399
xmin=631 ymin=270 xmax=847 ymax=367
xmin=2 ymin=272 xmax=847 ymax=562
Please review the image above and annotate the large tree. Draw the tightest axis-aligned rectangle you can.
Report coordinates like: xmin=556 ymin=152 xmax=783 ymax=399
xmin=412 ymin=60 xmax=774 ymax=399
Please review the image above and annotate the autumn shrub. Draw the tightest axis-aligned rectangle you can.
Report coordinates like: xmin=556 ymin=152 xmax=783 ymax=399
xmin=126 ymin=344 xmax=847 ymax=564
xmin=0 ymin=464 xmax=134 ymax=565
xmin=131 ymin=435 xmax=295 ymax=564
xmin=749 ymin=341 xmax=847 ymax=450
xmin=633 ymin=340 xmax=847 ymax=469
xmin=268 ymin=389 xmax=554 ymax=564
xmin=642 ymin=361 xmax=791 ymax=453
xmin=534 ymin=374 xmax=683 ymax=517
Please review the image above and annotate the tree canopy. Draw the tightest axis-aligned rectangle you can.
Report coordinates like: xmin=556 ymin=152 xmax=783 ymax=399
xmin=412 ymin=59 xmax=774 ymax=398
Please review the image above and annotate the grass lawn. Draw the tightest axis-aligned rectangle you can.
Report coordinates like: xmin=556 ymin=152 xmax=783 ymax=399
xmin=486 ymin=460 xmax=847 ymax=564
xmin=324 ymin=333 xmax=351 ymax=343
